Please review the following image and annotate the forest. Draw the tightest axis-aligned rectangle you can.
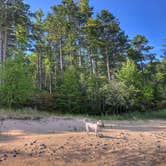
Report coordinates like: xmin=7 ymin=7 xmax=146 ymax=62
xmin=0 ymin=0 xmax=165 ymax=115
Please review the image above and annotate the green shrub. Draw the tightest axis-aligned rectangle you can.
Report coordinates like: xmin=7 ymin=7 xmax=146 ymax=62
xmin=0 ymin=55 xmax=34 ymax=107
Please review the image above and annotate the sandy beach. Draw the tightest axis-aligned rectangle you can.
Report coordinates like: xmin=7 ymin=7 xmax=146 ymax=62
xmin=0 ymin=117 xmax=166 ymax=166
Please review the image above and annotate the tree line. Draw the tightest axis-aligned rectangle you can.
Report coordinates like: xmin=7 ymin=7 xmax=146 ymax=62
xmin=0 ymin=0 xmax=165 ymax=115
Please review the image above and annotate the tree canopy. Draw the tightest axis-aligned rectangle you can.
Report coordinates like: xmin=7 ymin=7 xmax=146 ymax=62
xmin=0 ymin=0 xmax=165 ymax=114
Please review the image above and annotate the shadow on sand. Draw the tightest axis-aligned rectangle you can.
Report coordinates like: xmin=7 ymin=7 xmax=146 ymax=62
xmin=99 ymin=135 xmax=128 ymax=140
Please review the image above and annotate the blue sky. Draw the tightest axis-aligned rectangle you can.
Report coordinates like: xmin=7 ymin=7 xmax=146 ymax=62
xmin=24 ymin=0 xmax=166 ymax=57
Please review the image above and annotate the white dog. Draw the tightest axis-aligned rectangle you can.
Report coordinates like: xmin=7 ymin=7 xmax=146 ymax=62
xmin=84 ymin=119 xmax=104 ymax=137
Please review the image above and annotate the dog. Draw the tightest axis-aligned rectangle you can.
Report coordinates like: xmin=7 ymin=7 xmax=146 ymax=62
xmin=84 ymin=119 xmax=104 ymax=137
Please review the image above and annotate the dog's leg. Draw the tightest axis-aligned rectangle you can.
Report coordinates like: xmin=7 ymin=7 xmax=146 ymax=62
xmin=86 ymin=125 xmax=89 ymax=135
xmin=95 ymin=127 xmax=98 ymax=137
xmin=87 ymin=130 xmax=89 ymax=135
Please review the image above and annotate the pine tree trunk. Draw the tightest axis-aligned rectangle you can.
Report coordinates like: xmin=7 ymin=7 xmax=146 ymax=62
xmin=69 ymin=41 xmax=72 ymax=64
xmin=59 ymin=39 xmax=64 ymax=76
xmin=0 ymin=30 xmax=2 ymax=85
xmin=0 ymin=30 xmax=2 ymax=62
xmin=39 ymin=53 xmax=42 ymax=89
xmin=36 ymin=49 xmax=45 ymax=90
xmin=92 ymin=56 xmax=95 ymax=75
xmin=49 ymin=70 xmax=52 ymax=94
xmin=90 ymin=50 xmax=95 ymax=75
xmin=106 ymin=48 xmax=111 ymax=81
xmin=37 ymin=54 xmax=40 ymax=89
xmin=3 ymin=29 xmax=7 ymax=61
xmin=1 ymin=11 xmax=8 ymax=62
xmin=37 ymin=53 xmax=42 ymax=90
xmin=79 ymin=49 xmax=82 ymax=67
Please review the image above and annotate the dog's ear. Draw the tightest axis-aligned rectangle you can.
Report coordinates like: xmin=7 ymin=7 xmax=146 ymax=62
xmin=97 ymin=120 xmax=105 ymax=127
xmin=96 ymin=120 xmax=100 ymax=125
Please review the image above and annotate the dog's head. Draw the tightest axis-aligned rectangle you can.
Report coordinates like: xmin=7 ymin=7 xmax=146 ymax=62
xmin=96 ymin=120 xmax=104 ymax=127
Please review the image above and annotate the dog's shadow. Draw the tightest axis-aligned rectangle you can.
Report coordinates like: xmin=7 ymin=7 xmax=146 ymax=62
xmin=99 ymin=135 xmax=128 ymax=140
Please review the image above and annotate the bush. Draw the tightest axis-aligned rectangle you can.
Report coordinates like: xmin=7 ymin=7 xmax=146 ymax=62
xmin=100 ymin=80 xmax=139 ymax=114
xmin=116 ymin=58 xmax=142 ymax=88
xmin=30 ymin=91 xmax=55 ymax=110
xmin=0 ymin=55 xmax=34 ymax=107
xmin=57 ymin=65 xmax=82 ymax=112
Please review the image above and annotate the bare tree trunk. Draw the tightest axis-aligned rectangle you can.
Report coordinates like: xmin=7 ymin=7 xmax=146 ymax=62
xmin=39 ymin=54 xmax=42 ymax=89
xmin=42 ymin=61 xmax=46 ymax=89
xmin=36 ymin=48 xmax=45 ymax=90
xmin=3 ymin=29 xmax=7 ymax=61
xmin=1 ymin=11 xmax=8 ymax=63
xmin=37 ymin=54 xmax=40 ymax=88
xmin=59 ymin=39 xmax=64 ymax=76
xmin=37 ymin=53 xmax=41 ymax=90
xmin=79 ymin=49 xmax=82 ymax=67
xmin=44 ymin=74 xmax=47 ymax=89
xmin=90 ymin=54 xmax=93 ymax=74
xmin=89 ymin=50 xmax=95 ymax=75
xmin=96 ymin=57 xmax=99 ymax=77
xmin=0 ymin=29 xmax=7 ymax=85
xmin=0 ymin=30 xmax=2 ymax=63
xmin=69 ymin=52 xmax=72 ymax=65
xmin=69 ymin=43 xmax=72 ymax=65
xmin=106 ymin=48 xmax=111 ymax=81
xmin=92 ymin=56 xmax=96 ymax=75
xmin=49 ymin=71 xmax=52 ymax=94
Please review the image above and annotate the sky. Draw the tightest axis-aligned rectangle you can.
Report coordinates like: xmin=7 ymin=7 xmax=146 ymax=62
xmin=24 ymin=0 xmax=166 ymax=57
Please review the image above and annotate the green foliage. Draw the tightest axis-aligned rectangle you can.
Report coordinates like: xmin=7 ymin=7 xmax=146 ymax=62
xmin=100 ymin=80 xmax=139 ymax=114
xmin=142 ymin=83 xmax=154 ymax=100
xmin=0 ymin=55 xmax=34 ymax=107
xmin=59 ymin=65 xmax=80 ymax=96
xmin=56 ymin=65 xmax=81 ymax=112
xmin=0 ymin=0 xmax=165 ymax=116
xmin=116 ymin=58 xmax=142 ymax=88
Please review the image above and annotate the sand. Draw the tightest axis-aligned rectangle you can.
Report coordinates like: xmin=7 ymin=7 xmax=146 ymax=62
xmin=0 ymin=117 xmax=166 ymax=166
